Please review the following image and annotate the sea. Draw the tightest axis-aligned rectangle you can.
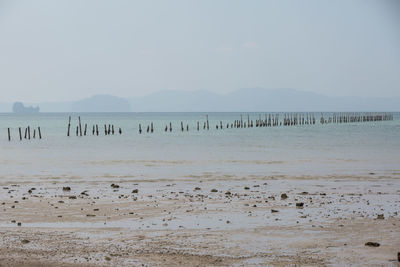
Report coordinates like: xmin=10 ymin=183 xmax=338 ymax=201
xmin=1 ymin=112 xmax=399 ymax=184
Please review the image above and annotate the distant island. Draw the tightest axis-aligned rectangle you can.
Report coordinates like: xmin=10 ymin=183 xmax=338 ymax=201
xmin=12 ymin=102 xmax=40 ymax=113
xmin=70 ymin=94 xmax=130 ymax=112
xmin=1 ymin=89 xmax=399 ymax=112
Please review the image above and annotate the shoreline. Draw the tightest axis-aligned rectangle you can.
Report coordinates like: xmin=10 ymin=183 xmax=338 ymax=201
xmin=1 ymin=175 xmax=399 ymax=266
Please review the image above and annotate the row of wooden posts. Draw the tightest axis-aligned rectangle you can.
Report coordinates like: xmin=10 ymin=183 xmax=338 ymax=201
xmin=173 ymin=113 xmax=316 ymax=131
xmin=67 ymin=116 xmax=122 ymax=136
xmin=7 ymin=126 xmax=42 ymax=141
xmin=6 ymin=112 xmax=395 ymax=140
xmin=320 ymin=112 xmax=393 ymax=124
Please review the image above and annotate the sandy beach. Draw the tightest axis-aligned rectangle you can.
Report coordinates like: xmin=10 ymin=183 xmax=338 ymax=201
xmin=1 ymin=173 xmax=399 ymax=266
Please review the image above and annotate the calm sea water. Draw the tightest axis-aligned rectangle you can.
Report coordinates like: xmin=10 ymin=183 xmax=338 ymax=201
xmin=1 ymin=112 xmax=399 ymax=183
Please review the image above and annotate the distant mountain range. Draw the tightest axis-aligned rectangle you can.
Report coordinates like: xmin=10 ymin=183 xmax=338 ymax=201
xmin=2 ymin=88 xmax=399 ymax=112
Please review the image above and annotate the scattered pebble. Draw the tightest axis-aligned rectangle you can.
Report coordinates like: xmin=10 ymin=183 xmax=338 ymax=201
xmin=365 ymin=242 xmax=380 ymax=247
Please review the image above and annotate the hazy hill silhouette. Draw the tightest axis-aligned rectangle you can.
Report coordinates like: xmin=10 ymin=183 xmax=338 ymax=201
xmin=1 ymin=89 xmax=399 ymax=112
xmin=70 ymin=95 xmax=131 ymax=112
xmin=128 ymin=88 xmax=400 ymax=112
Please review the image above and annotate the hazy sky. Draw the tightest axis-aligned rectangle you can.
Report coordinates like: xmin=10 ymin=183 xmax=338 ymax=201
xmin=0 ymin=0 xmax=399 ymax=102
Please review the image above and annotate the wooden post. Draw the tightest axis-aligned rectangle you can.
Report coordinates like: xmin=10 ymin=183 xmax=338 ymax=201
xmin=33 ymin=129 xmax=36 ymax=139
xmin=24 ymin=128 xmax=27 ymax=139
xmin=181 ymin=121 xmax=184 ymax=132
xmin=139 ymin=124 xmax=142 ymax=134
xmin=28 ymin=126 xmax=30 ymax=140
xmin=19 ymin=127 xmax=22 ymax=141
xmin=104 ymin=124 xmax=107 ymax=135
xmin=78 ymin=116 xmax=82 ymax=136
xmin=7 ymin=128 xmax=10 ymax=141
xmin=84 ymin=124 xmax=87 ymax=136
xmin=38 ymin=127 xmax=42 ymax=139
xmin=197 ymin=121 xmax=199 ymax=131
xmin=96 ymin=125 xmax=99 ymax=136
xmin=119 ymin=127 xmax=122 ymax=134
xmin=108 ymin=124 xmax=111 ymax=135
xmin=241 ymin=114 xmax=243 ymax=128
xmin=112 ymin=125 xmax=114 ymax=135
xmin=165 ymin=125 xmax=168 ymax=132
xmin=76 ymin=126 xmax=79 ymax=136
xmin=169 ymin=122 xmax=172 ymax=132
xmin=151 ymin=123 xmax=153 ymax=133
xmin=92 ymin=125 xmax=95 ymax=135
xmin=206 ymin=115 xmax=209 ymax=130
xmin=67 ymin=116 xmax=71 ymax=137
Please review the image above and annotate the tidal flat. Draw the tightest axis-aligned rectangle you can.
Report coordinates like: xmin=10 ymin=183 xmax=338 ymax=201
xmin=0 ymin=174 xmax=399 ymax=266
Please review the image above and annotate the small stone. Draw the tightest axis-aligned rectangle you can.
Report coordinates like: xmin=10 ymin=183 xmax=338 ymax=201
xmin=365 ymin=242 xmax=380 ymax=247
xmin=271 ymin=209 xmax=279 ymax=213
xmin=281 ymin=193 xmax=288 ymax=200
xmin=377 ymin=214 xmax=384 ymax=220
xmin=397 ymin=252 xmax=400 ymax=262
xmin=225 ymin=191 xmax=231 ymax=195
xmin=296 ymin=202 xmax=304 ymax=208
xmin=69 ymin=196 xmax=77 ymax=199
xmin=21 ymin=239 xmax=30 ymax=244
xmin=194 ymin=187 xmax=201 ymax=191
xmin=211 ymin=189 xmax=218 ymax=193
xmin=132 ymin=189 xmax=138 ymax=193
xmin=62 ymin=186 xmax=71 ymax=191
xmin=105 ymin=256 xmax=111 ymax=261
xmin=17 ymin=222 xmax=21 ymax=226
xmin=111 ymin=184 xmax=119 ymax=189
xmin=244 ymin=187 xmax=250 ymax=190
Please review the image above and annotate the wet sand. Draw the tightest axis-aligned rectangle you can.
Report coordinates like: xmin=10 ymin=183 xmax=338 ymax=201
xmin=0 ymin=174 xmax=399 ymax=266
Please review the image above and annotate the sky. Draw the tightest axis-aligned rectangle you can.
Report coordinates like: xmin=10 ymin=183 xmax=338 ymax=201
xmin=0 ymin=0 xmax=399 ymax=102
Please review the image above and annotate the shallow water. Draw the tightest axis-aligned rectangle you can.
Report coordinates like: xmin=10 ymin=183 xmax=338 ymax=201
xmin=0 ymin=112 xmax=399 ymax=182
